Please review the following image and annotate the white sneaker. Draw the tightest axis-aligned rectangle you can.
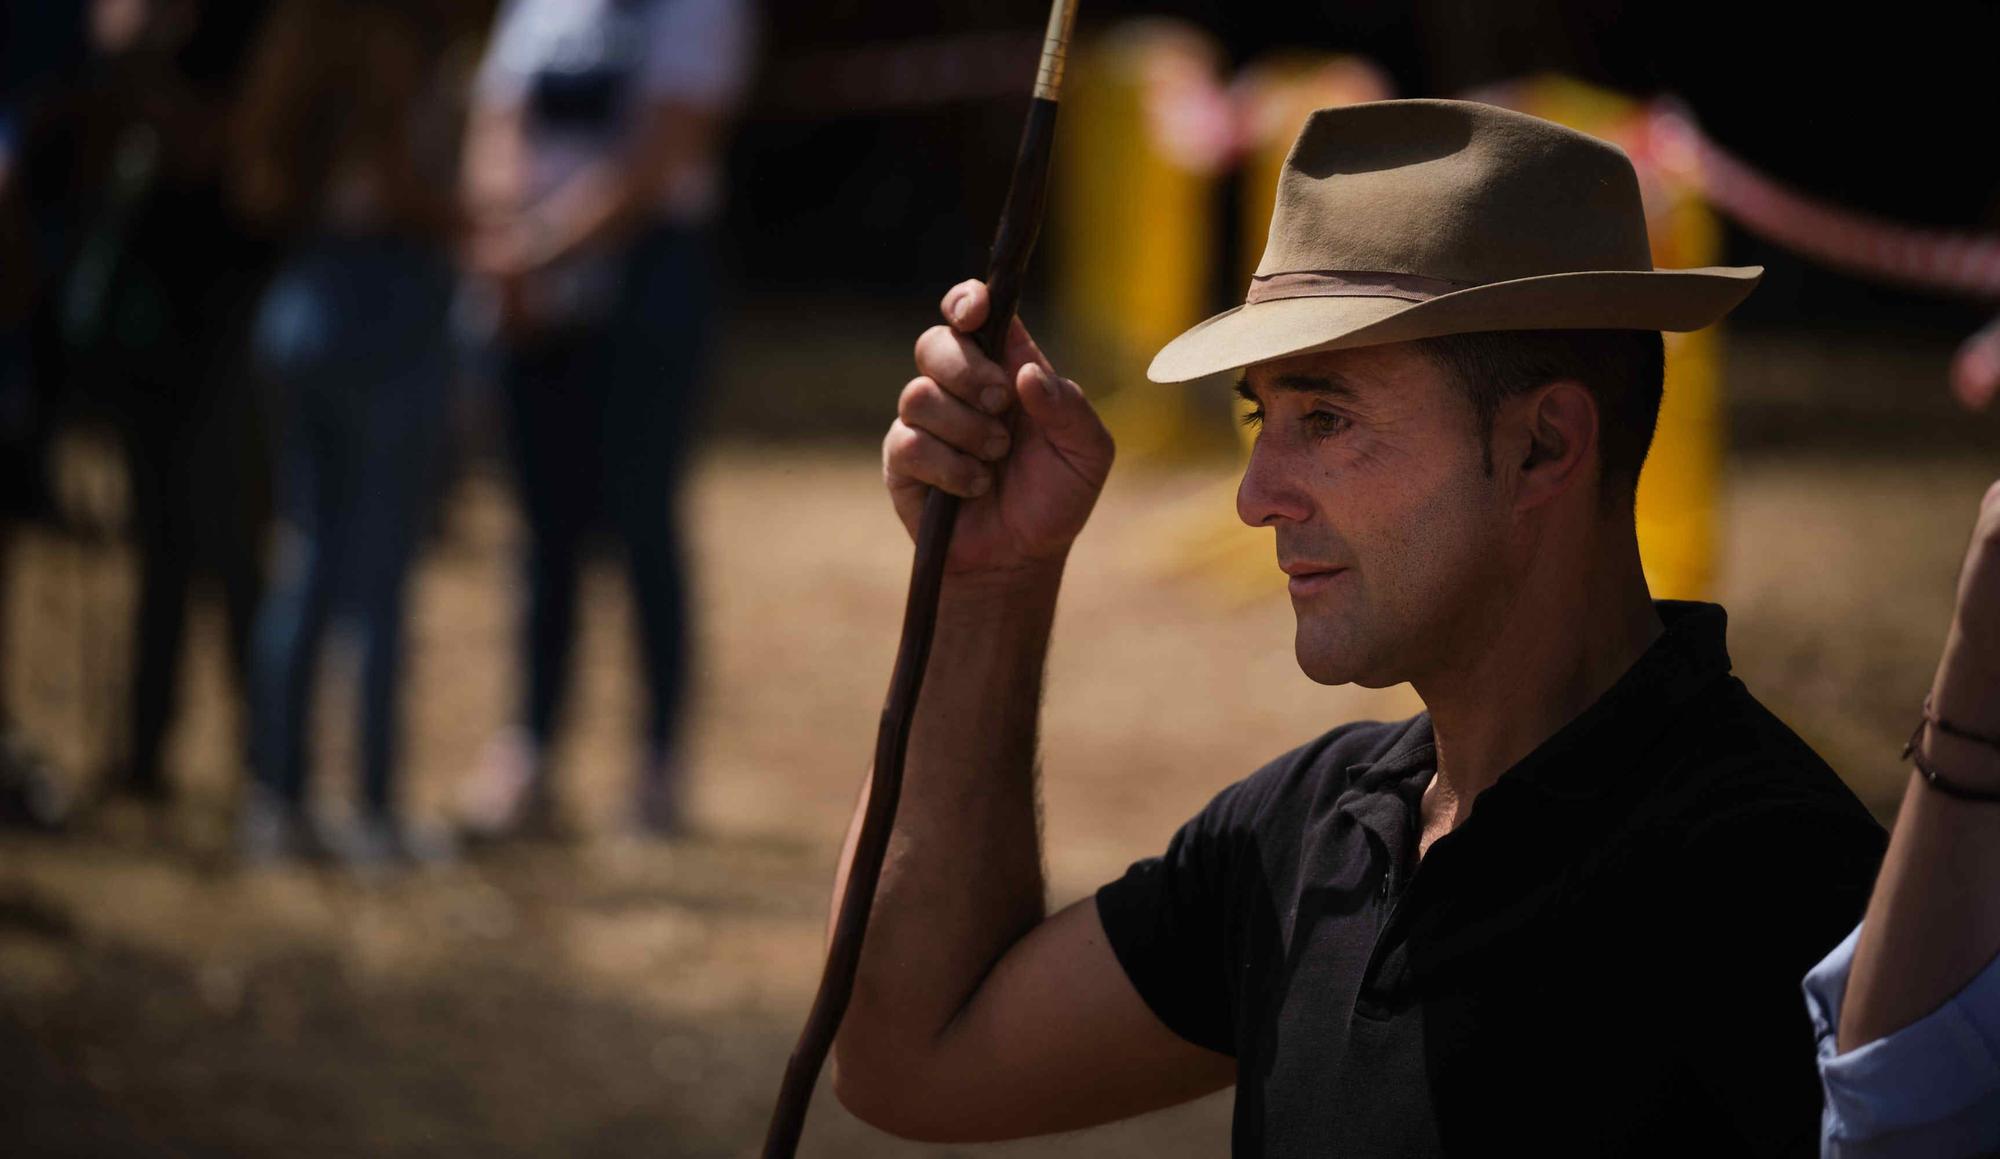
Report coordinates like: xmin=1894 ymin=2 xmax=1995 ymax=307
xmin=455 ymin=729 xmax=559 ymax=841
xmin=630 ymin=750 xmax=690 ymax=839
xmin=237 ymin=786 xmax=320 ymax=867
xmin=319 ymin=813 xmax=459 ymax=877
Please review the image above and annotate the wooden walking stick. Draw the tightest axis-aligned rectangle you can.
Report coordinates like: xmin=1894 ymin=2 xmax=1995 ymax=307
xmin=760 ymin=2 xmax=1080 ymax=1154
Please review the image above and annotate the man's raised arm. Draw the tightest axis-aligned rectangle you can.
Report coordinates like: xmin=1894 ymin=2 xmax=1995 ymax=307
xmin=1839 ymin=482 xmax=2000 ymax=1056
xmin=827 ymin=281 xmax=1233 ymax=1142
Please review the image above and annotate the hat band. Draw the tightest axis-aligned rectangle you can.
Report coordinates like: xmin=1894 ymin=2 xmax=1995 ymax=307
xmin=1246 ymin=269 xmax=1472 ymax=305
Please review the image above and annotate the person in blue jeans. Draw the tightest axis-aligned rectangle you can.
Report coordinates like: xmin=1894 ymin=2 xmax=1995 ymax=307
xmin=456 ymin=0 xmax=753 ymax=839
xmin=477 ymin=223 xmax=713 ymax=836
xmin=231 ymin=0 xmax=466 ymax=867
xmin=243 ymin=238 xmax=453 ymax=865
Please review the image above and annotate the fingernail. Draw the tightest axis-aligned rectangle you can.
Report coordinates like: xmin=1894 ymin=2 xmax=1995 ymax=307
xmin=983 ymin=432 xmax=1010 ymax=459
xmin=949 ymin=294 xmax=967 ymax=325
xmin=1039 ymin=368 xmax=1063 ymax=399
xmin=980 ymin=386 xmax=1007 ymax=414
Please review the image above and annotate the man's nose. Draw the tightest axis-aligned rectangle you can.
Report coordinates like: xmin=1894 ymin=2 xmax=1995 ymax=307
xmin=1237 ymin=439 xmax=1312 ymax=528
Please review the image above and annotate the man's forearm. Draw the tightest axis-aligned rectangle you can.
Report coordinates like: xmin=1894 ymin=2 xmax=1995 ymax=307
xmin=830 ymin=563 xmax=1063 ymax=1078
xmin=1838 ymin=764 xmax=2000 ymax=1055
xmin=1839 ymin=627 xmax=2000 ymax=1053
xmin=524 ymin=104 xmax=721 ymax=265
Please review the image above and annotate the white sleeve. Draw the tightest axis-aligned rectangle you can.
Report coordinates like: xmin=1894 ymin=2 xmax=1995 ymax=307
xmin=638 ymin=0 xmax=756 ymax=110
xmin=472 ymin=0 xmax=539 ymax=107
xmin=1805 ymin=923 xmax=2000 ymax=1158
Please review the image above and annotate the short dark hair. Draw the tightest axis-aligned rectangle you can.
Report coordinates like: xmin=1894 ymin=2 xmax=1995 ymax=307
xmin=1408 ymin=329 xmax=1666 ymax=501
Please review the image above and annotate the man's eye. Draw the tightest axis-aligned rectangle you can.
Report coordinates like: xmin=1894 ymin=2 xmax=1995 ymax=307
xmin=1239 ymin=406 xmax=1265 ymax=429
xmin=1307 ymin=411 xmax=1351 ymax=438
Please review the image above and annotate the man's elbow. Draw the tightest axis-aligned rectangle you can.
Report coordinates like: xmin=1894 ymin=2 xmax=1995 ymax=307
xmin=829 ymin=1056 xmax=993 ymax=1144
xmin=829 ymin=1061 xmax=921 ymax=1139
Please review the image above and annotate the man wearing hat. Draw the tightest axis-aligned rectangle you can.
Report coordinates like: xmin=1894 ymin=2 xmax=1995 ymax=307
xmin=831 ymin=99 xmax=1885 ymax=1156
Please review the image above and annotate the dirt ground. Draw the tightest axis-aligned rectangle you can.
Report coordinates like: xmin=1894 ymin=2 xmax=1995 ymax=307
xmin=0 ymin=438 xmax=1991 ymax=1157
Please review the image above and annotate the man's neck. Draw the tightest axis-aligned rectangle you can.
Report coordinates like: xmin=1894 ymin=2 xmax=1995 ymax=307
xmin=1413 ymin=535 xmax=1663 ymax=839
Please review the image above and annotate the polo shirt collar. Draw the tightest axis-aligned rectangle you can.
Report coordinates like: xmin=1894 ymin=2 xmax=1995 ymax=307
xmin=1319 ymin=716 xmax=1437 ymax=892
xmin=1335 ymin=599 xmax=1731 ymax=795
xmin=1399 ymin=601 xmax=1739 ymax=983
xmin=1492 ymin=598 xmax=1734 ymax=803
xmin=1317 ymin=600 xmax=1733 ymax=891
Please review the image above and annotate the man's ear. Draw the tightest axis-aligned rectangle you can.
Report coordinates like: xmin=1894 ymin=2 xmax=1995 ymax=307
xmin=1506 ymin=380 xmax=1597 ymax=510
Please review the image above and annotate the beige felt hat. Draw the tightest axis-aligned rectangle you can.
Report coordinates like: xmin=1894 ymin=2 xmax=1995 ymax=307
xmin=1147 ymin=98 xmax=1763 ymax=383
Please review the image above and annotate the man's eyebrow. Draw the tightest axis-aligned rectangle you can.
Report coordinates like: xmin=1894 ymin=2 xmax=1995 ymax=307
xmin=1234 ymin=373 xmax=1362 ymax=403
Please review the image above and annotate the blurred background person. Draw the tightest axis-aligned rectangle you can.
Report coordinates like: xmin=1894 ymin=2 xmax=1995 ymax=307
xmin=0 ymin=4 xmax=85 ymax=827
xmin=13 ymin=0 xmax=273 ymax=815
xmin=229 ymin=0 xmax=469 ymax=867
xmin=455 ymin=0 xmax=756 ymax=841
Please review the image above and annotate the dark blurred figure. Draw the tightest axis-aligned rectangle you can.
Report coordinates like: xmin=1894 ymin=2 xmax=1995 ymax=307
xmin=455 ymin=0 xmax=755 ymax=840
xmin=229 ymin=0 xmax=471 ymax=868
xmin=0 ymin=3 xmax=88 ymax=828
xmin=13 ymin=0 xmax=274 ymax=812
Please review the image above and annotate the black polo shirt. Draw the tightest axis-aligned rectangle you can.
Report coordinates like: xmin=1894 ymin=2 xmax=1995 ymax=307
xmin=1095 ymin=600 xmax=1886 ymax=1157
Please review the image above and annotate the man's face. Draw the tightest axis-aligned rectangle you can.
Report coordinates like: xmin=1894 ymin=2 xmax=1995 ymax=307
xmin=1235 ymin=341 xmax=1516 ymax=687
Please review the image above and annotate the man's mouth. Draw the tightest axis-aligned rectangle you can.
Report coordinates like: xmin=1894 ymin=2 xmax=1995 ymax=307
xmin=1281 ymin=564 xmax=1348 ymax=598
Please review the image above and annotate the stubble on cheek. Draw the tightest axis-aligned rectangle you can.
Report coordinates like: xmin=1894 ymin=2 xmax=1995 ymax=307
xmin=1390 ymin=461 xmax=1512 ymax=669
xmin=1292 ymin=459 xmax=1505 ymax=687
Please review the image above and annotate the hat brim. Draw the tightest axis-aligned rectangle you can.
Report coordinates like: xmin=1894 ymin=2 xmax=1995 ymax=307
xmin=1146 ymin=266 xmax=1763 ymax=383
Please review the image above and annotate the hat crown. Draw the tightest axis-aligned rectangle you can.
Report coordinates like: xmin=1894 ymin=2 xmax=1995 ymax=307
xmin=1255 ymin=99 xmax=1655 ymax=286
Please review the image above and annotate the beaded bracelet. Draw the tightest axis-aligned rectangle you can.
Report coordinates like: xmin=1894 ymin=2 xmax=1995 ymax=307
xmin=1902 ymin=696 xmax=2000 ymax=803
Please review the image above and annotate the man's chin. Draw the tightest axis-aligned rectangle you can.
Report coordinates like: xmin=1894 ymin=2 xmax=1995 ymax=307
xmin=1295 ymin=636 xmax=1373 ymax=687
xmin=1294 ymin=617 xmax=1409 ymax=687
xmin=1297 ymin=664 xmax=1401 ymax=689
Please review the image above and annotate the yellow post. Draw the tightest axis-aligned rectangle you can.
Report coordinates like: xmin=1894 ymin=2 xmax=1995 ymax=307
xmin=1481 ymin=75 xmax=1726 ymax=600
xmin=1052 ymin=20 xmax=1225 ymax=462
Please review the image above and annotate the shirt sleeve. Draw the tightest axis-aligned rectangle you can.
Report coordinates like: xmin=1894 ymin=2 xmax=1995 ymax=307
xmin=1094 ymin=721 xmax=1412 ymax=1059
xmin=1804 ymin=923 xmax=2000 ymax=1159
xmin=472 ymin=0 xmax=537 ymax=107
xmin=638 ymin=0 xmax=756 ymax=109
xmin=1094 ymin=775 xmax=1260 ymax=1058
